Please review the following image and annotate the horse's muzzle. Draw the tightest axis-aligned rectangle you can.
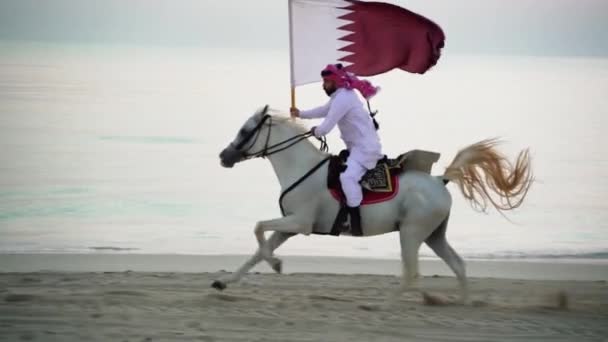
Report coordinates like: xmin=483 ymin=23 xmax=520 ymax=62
xmin=219 ymin=145 xmax=242 ymax=168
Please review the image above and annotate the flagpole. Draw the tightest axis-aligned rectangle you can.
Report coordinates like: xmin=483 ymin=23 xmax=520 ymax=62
xmin=287 ymin=0 xmax=296 ymax=110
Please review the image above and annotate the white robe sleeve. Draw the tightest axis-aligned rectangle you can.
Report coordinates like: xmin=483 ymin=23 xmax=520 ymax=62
xmin=299 ymin=102 xmax=330 ymax=119
xmin=313 ymin=92 xmax=351 ymax=137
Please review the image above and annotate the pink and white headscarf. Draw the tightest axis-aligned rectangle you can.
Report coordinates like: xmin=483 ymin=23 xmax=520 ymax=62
xmin=320 ymin=63 xmax=380 ymax=100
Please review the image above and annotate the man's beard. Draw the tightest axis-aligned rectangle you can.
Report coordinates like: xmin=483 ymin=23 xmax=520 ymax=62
xmin=324 ymin=87 xmax=336 ymax=96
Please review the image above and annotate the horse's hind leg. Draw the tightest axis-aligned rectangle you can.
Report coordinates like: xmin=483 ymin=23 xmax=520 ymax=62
xmin=398 ymin=223 xmax=425 ymax=290
xmin=425 ymin=214 xmax=469 ymax=303
xmin=211 ymin=232 xmax=294 ymax=290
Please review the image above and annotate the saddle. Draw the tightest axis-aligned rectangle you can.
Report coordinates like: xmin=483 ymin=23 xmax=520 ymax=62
xmin=324 ymin=149 xmax=440 ymax=236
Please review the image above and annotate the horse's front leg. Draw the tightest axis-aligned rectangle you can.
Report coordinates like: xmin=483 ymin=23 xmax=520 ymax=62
xmin=212 ymin=232 xmax=293 ymax=290
xmin=255 ymin=215 xmax=312 ymax=262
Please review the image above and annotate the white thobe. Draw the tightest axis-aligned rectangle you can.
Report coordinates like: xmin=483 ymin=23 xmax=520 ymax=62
xmin=300 ymin=88 xmax=384 ymax=207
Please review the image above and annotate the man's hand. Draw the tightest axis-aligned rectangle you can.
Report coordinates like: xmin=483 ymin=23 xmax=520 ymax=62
xmin=290 ymin=107 xmax=300 ymax=118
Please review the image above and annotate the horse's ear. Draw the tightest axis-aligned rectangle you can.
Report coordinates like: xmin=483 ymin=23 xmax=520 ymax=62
xmin=262 ymin=104 xmax=269 ymax=115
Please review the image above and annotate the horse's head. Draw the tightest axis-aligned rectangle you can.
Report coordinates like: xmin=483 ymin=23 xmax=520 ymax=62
xmin=219 ymin=105 xmax=271 ymax=168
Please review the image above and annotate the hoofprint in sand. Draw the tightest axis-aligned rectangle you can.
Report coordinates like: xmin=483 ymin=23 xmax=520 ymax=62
xmin=1 ymin=256 xmax=607 ymax=342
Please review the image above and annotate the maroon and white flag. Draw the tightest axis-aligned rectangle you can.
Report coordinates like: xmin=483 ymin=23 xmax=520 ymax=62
xmin=288 ymin=0 xmax=445 ymax=86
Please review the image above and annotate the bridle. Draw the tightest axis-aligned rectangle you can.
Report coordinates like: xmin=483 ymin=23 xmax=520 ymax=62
xmin=231 ymin=110 xmax=332 ymax=217
xmin=234 ymin=114 xmax=328 ymax=160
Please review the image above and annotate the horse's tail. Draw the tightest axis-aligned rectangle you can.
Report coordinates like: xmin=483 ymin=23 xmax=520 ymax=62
xmin=442 ymin=138 xmax=533 ymax=213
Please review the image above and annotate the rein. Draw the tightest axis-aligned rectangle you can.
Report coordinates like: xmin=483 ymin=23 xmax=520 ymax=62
xmin=278 ymin=156 xmax=330 ymax=217
xmin=239 ymin=114 xmax=328 ymax=159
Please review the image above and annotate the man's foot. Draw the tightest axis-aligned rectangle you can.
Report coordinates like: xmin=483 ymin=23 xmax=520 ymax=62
xmin=347 ymin=206 xmax=362 ymax=236
xmin=330 ymin=205 xmax=363 ymax=236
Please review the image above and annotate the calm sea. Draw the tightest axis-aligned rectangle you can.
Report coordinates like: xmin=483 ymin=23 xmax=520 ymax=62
xmin=1 ymin=41 xmax=607 ymax=262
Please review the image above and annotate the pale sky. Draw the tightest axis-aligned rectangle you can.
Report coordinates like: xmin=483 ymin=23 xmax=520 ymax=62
xmin=0 ymin=0 xmax=607 ymax=57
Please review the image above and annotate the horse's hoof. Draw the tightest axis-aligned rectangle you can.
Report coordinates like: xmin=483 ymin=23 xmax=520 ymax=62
xmin=211 ymin=280 xmax=227 ymax=291
xmin=272 ymin=260 xmax=282 ymax=274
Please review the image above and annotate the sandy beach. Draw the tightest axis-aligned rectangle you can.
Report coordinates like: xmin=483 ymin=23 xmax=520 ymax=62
xmin=1 ymin=254 xmax=607 ymax=341
xmin=1 ymin=0 xmax=608 ymax=340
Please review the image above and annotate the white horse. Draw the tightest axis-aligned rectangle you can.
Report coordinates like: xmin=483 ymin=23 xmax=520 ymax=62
xmin=216 ymin=105 xmax=532 ymax=302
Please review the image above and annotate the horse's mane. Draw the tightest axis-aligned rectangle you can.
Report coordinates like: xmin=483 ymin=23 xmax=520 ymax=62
xmin=266 ymin=108 xmax=311 ymax=135
xmin=263 ymin=107 xmax=329 ymax=155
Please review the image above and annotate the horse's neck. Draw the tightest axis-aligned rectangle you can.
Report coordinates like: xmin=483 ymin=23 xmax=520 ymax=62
xmin=266 ymin=123 xmax=328 ymax=191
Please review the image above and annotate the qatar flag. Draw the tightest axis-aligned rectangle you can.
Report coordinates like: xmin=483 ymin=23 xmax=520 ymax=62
xmin=288 ymin=0 xmax=445 ymax=86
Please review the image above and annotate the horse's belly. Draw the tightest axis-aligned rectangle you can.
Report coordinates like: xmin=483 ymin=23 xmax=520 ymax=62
xmin=314 ymin=198 xmax=401 ymax=236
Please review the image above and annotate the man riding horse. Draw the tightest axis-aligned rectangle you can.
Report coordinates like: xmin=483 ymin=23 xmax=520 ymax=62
xmin=290 ymin=63 xmax=383 ymax=235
